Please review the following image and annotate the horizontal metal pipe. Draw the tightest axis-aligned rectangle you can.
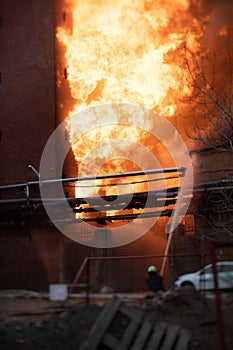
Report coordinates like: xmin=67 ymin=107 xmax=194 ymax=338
xmin=194 ymin=177 xmax=233 ymax=188
xmin=83 ymin=253 xmax=203 ymax=261
xmin=1 ymin=166 xmax=233 ymax=196
xmin=0 ymin=186 xmax=179 ymax=206
xmin=0 ymin=199 xmax=29 ymax=204
xmin=0 ymin=183 xmax=28 ymax=190
xmin=38 ymin=166 xmax=186 ymax=185
xmin=0 ymin=167 xmax=185 ymax=191
xmin=2 ymin=181 xmax=233 ymax=206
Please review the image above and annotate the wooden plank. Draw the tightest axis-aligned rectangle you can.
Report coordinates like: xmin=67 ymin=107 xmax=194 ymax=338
xmin=147 ymin=322 xmax=168 ymax=350
xmin=117 ymin=306 xmax=144 ymax=350
xmin=102 ymin=332 xmax=119 ymax=349
xmin=119 ymin=303 xmax=144 ymax=319
xmin=130 ymin=314 xmax=154 ymax=350
xmin=174 ymin=329 xmax=191 ymax=350
xmin=161 ymin=325 xmax=180 ymax=350
xmin=80 ymin=296 xmax=122 ymax=350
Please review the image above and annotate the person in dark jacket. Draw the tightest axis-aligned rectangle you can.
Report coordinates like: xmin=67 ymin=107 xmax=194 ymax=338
xmin=145 ymin=265 xmax=164 ymax=303
xmin=145 ymin=265 xmax=164 ymax=292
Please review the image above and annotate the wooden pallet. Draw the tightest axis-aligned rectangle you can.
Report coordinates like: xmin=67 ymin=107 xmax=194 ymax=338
xmin=80 ymin=296 xmax=191 ymax=350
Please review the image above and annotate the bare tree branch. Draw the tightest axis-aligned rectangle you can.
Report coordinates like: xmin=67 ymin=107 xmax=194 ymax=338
xmin=181 ymin=43 xmax=233 ymax=241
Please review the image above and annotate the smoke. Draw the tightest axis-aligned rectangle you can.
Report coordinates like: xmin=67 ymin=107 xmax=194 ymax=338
xmin=170 ymin=0 xmax=233 ymax=149
xmin=196 ymin=0 xmax=233 ymax=55
xmin=192 ymin=0 xmax=233 ymax=18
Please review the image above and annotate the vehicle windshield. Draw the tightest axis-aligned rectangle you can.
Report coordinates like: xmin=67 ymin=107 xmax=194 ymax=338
xmin=199 ymin=263 xmax=233 ymax=274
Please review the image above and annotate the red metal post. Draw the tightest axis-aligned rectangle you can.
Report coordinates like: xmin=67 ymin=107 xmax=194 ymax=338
xmin=210 ymin=242 xmax=225 ymax=350
xmin=86 ymin=258 xmax=90 ymax=305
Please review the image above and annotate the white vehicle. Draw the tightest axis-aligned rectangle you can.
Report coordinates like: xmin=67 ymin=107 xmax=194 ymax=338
xmin=174 ymin=261 xmax=233 ymax=291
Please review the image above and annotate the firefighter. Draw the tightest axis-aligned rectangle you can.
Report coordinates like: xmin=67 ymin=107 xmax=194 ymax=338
xmin=145 ymin=265 xmax=164 ymax=304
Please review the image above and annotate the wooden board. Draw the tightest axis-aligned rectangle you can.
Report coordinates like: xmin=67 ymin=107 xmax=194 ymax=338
xmin=80 ymin=297 xmax=191 ymax=350
xmin=175 ymin=329 xmax=191 ymax=350
xmin=117 ymin=308 xmax=144 ymax=350
xmin=130 ymin=314 xmax=155 ymax=350
xmin=80 ymin=296 xmax=122 ymax=350
xmin=146 ymin=321 xmax=168 ymax=350
xmin=161 ymin=325 xmax=180 ymax=350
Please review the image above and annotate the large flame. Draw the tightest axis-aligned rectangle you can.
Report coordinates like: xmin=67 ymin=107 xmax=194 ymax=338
xmin=56 ymin=0 xmax=204 ymax=199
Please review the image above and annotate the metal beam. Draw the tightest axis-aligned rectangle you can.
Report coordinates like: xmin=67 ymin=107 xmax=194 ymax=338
xmin=0 ymin=166 xmax=185 ymax=190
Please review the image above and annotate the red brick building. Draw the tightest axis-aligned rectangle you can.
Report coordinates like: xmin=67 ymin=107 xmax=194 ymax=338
xmin=0 ymin=0 xmax=172 ymax=292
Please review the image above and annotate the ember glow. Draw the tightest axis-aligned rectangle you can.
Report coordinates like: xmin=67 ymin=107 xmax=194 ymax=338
xmin=56 ymin=0 xmax=204 ymax=198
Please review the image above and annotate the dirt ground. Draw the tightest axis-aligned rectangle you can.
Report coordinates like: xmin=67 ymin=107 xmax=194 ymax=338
xmin=0 ymin=288 xmax=233 ymax=349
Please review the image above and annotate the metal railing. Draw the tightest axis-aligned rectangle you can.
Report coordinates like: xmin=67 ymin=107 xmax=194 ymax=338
xmin=62 ymin=253 xmax=204 ymax=305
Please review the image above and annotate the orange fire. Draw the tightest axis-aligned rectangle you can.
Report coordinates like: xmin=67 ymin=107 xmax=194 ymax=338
xmin=56 ymin=0 xmax=203 ymax=198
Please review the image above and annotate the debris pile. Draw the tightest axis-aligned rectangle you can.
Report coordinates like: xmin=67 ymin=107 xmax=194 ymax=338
xmin=1 ymin=288 xmax=233 ymax=349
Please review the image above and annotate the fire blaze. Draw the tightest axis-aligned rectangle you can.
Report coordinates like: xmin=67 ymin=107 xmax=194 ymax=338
xmin=56 ymin=0 xmax=233 ymax=198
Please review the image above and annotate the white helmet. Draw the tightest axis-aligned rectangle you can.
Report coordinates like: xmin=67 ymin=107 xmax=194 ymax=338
xmin=148 ymin=265 xmax=157 ymax=273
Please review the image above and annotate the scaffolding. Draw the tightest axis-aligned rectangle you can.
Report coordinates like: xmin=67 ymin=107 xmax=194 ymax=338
xmin=0 ymin=167 xmax=187 ymax=227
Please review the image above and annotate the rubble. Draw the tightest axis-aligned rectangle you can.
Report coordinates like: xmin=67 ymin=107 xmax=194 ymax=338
xmin=0 ymin=289 xmax=233 ymax=349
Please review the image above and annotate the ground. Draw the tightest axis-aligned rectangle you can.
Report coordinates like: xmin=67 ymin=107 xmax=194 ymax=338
xmin=0 ymin=288 xmax=233 ymax=349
